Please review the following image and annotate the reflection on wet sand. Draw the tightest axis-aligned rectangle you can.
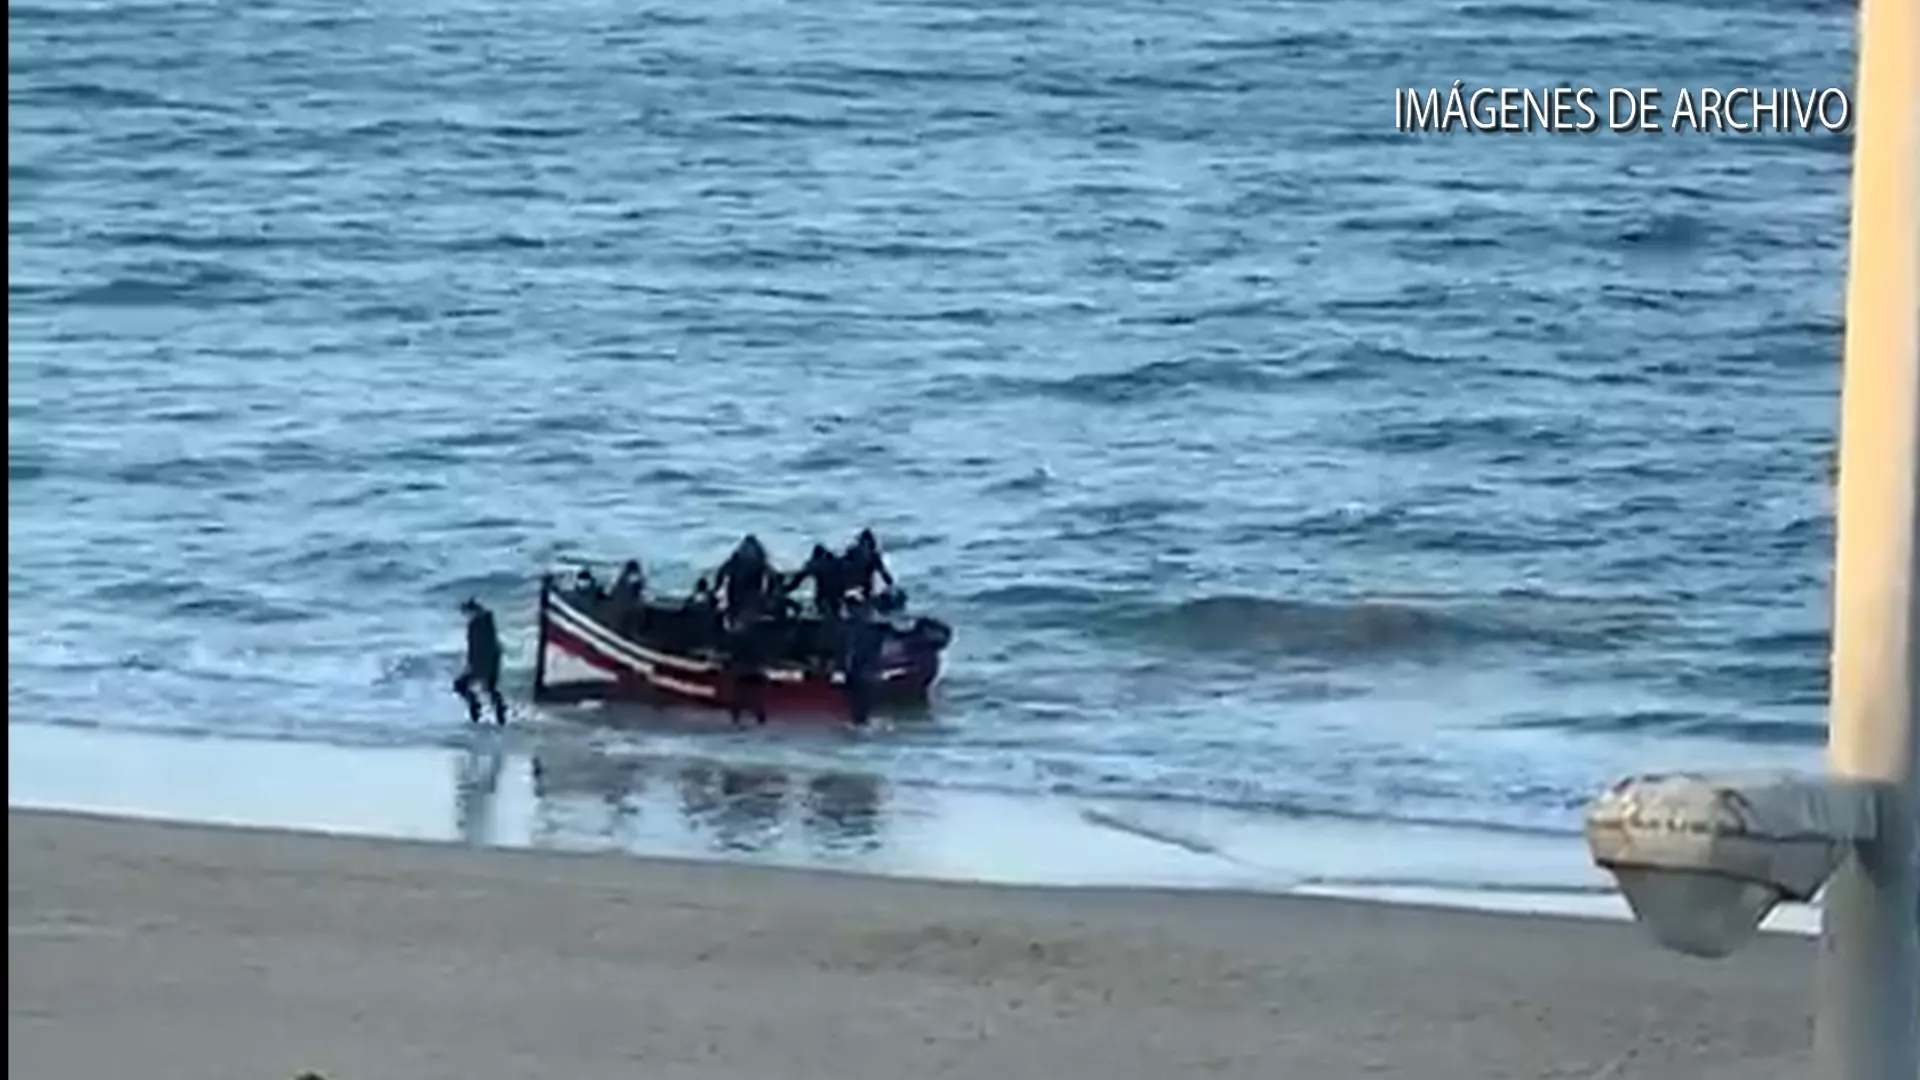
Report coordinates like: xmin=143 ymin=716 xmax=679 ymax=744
xmin=805 ymin=771 xmax=883 ymax=844
xmin=506 ymin=740 xmax=888 ymax=862
xmin=453 ymin=734 xmax=505 ymax=847
xmin=676 ymin=762 xmax=788 ymax=852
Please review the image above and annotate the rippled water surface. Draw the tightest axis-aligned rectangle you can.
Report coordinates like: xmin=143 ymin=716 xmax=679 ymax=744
xmin=10 ymin=0 xmax=1854 ymax=839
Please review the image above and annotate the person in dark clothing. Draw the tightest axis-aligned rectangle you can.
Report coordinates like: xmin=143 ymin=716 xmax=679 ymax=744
xmin=723 ymin=614 xmax=771 ymax=726
xmin=611 ymin=560 xmax=645 ymax=605
xmin=714 ymin=535 xmax=777 ymax=628
xmin=839 ymin=598 xmax=886 ymax=728
xmin=787 ymin=543 xmax=849 ymax=619
xmin=841 ymin=528 xmax=894 ymax=601
xmin=453 ymin=598 xmax=507 ymax=724
xmin=610 ymin=560 xmax=647 ymax=636
xmin=610 ymin=557 xmax=648 ymax=634
xmin=784 ymin=543 xmax=849 ymax=670
xmin=684 ymin=576 xmax=722 ymax=651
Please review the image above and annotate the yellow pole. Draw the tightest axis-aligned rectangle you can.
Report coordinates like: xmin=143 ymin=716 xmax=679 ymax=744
xmin=1814 ymin=0 xmax=1920 ymax=1075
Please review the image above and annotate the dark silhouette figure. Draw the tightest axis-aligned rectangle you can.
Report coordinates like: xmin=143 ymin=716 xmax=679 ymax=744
xmin=610 ymin=559 xmax=646 ymax=635
xmin=725 ymin=616 xmax=771 ymax=727
xmin=840 ymin=599 xmax=885 ymax=728
xmin=787 ymin=543 xmax=849 ymax=619
xmin=610 ymin=559 xmax=645 ymax=605
xmin=714 ymin=535 xmax=777 ymax=627
xmin=684 ymin=576 xmax=722 ymax=651
xmin=453 ymin=598 xmax=507 ymax=724
xmin=841 ymin=528 xmax=894 ymax=600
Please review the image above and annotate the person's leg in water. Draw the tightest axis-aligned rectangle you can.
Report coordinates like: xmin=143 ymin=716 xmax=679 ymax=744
xmin=746 ymin=670 xmax=768 ymax=725
xmin=725 ymin=668 xmax=768 ymax=725
xmin=747 ymin=619 xmax=771 ymax=725
xmin=840 ymin=625 xmax=875 ymax=729
xmin=480 ymin=661 xmax=507 ymax=724
xmin=725 ymin=626 xmax=741 ymax=718
xmin=844 ymin=668 xmax=872 ymax=728
xmin=452 ymin=670 xmax=483 ymax=723
xmin=724 ymin=620 xmax=765 ymax=726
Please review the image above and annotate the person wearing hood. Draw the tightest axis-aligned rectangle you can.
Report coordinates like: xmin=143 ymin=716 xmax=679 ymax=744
xmin=841 ymin=528 xmax=894 ymax=601
xmin=714 ymin=534 xmax=777 ymax=626
xmin=787 ymin=543 xmax=849 ymax=620
xmin=610 ymin=559 xmax=647 ymax=635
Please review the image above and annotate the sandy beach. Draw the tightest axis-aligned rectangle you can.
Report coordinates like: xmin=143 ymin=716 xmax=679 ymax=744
xmin=8 ymin=809 xmax=1818 ymax=1080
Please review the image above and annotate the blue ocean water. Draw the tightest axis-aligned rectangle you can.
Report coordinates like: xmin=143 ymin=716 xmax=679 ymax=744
xmin=9 ymin=0 xmax=1853 ymax=843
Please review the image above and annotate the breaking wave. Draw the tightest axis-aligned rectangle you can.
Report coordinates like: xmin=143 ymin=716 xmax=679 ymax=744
xmin=965 ymin=585 xmax=1620 ymax=660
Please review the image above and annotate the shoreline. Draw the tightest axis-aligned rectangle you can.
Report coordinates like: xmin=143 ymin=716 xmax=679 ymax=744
xmin=8 ymin=806 xmax=1818 ymax=1078
xmin=5 ymin=719 xmax=1820 ymax=935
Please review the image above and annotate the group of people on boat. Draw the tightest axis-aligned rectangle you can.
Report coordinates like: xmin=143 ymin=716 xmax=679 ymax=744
xmin=552 ymin=528 xmax=906 ymax=725
xmin=714 ymin=528 xmax=896 ymax=626
xmin=565 ymin=530 xmax=896 ymax=622
xmin=451 ymin=530 xmax=910 ymax=728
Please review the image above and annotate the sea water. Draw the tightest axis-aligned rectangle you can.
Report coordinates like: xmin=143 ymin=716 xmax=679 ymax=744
xmin=9 ymin=0 xmax=1849 ymax=922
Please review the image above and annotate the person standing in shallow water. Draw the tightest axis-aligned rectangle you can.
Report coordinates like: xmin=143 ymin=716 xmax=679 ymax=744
xmin=839 ymin=598 xmax=884 ymax=728
xmin=724 ymin=614 xmax=770 ymax=727
xmin=453 ymin=598 xmax=507 ymax=724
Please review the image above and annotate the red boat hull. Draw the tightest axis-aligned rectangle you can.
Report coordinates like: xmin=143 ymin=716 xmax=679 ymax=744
xmin=532 ymin=581 xmax=946 ymax=721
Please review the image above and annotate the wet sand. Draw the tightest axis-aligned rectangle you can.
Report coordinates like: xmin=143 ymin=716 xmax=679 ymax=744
xmin=5 ymin=722 xmax=1642 ymax=911
xmin=9 ymin=808 xmax=1814 ymax=1080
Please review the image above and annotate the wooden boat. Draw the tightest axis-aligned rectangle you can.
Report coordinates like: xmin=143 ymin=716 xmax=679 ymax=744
xmin=531 ymin=571 xmax=953 ymax=720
